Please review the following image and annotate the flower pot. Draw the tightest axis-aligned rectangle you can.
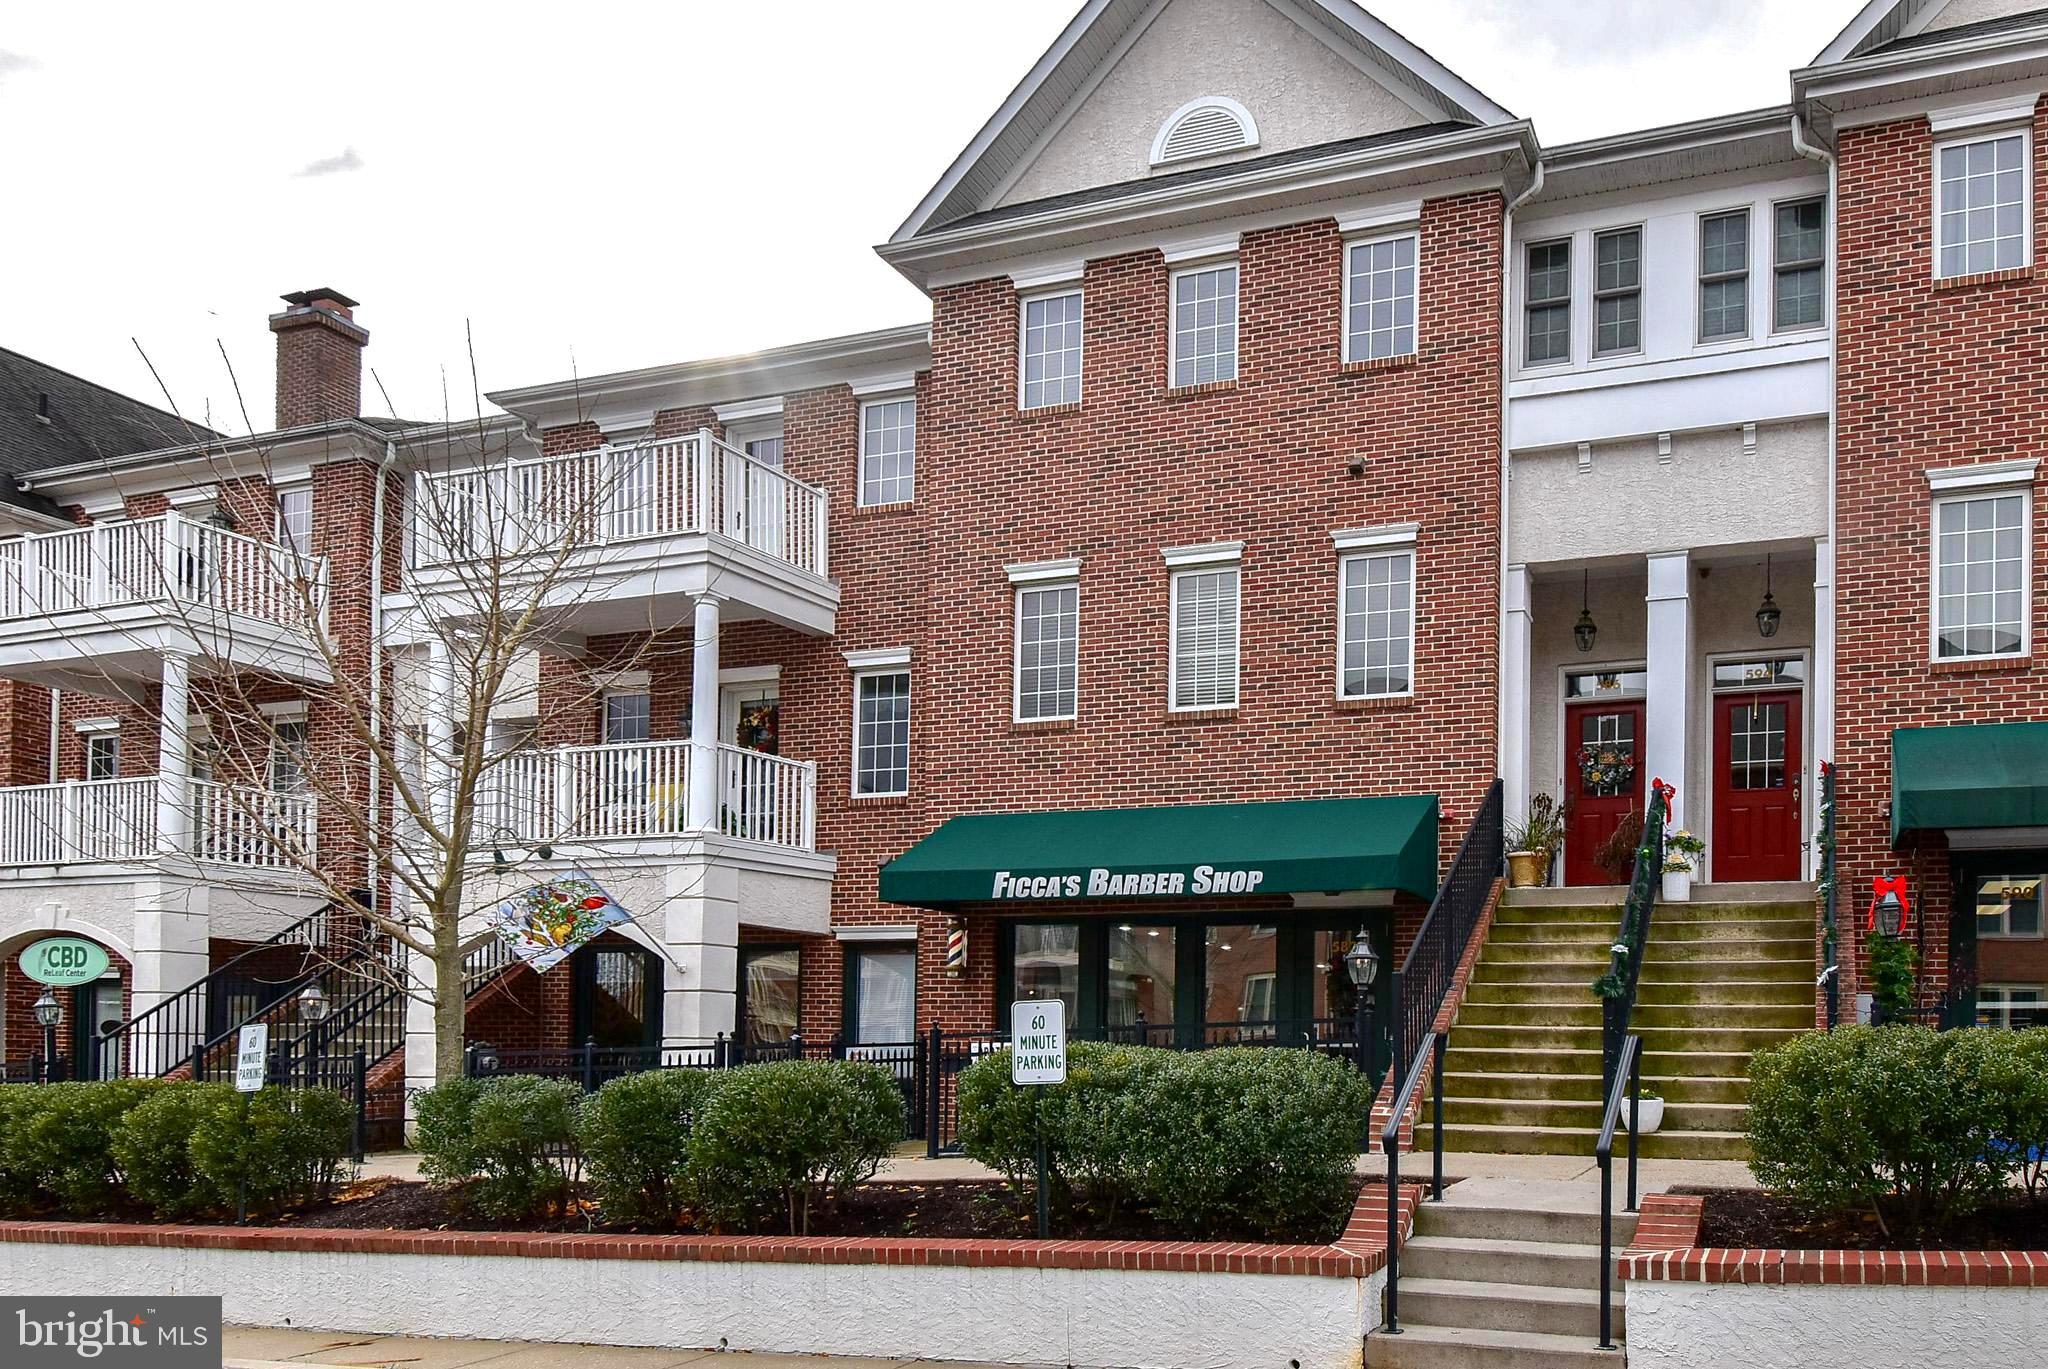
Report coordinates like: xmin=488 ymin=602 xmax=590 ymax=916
xmin=1507 ymin=851 xmax=1547 ymax=888
xmin=1661 ymin=870 xmax=1691 ymax=903
xmin=1622 ymin=1096 xmax=1665 ymax=1135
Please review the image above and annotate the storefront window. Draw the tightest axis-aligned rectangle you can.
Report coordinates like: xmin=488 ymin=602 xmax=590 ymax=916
xmin=1979 ymin=985 xmax=2047 ymax=1030
xmin=740 ymin=946 xmax=800 ymax=1046
xmin=1012 ymin=923 xmax=1081 ymax=1023
xmin=1106 ymin=924 xmax=1175 ymax=1038
xmin=1976 ymin=874 xmax=2044 ymax=938
xmin=1203 ymin=925 xmax=1278 ymax=1026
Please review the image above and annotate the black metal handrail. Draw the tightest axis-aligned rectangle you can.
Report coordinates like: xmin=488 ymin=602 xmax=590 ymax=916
xmin=1595 ymin=783 xmax=1669 ymax=1094
xmin=1378 ymin=1028 xmax=1445 ymax=1335
xmin=1594 ymin=1032 xmax=1643 ymax=1351
xmin=1818 ymin=760 xmax=1840 ymax=1031
xmin=1390 ymin=780 xmax=1505 ymax=1087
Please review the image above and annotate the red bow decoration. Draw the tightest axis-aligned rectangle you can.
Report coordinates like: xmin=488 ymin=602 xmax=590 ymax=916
xmin=1650 ymin=776 xmax=1676 ymax=804
xmin=1868 ymin=875 xmax=1912 ymax=933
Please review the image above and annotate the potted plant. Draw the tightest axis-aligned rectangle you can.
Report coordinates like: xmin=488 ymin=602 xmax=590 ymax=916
xmin=1594 ymin=809 xmax=1646 ymax=884
xmin=1662 ymin=829 xmax=1705 ymax=903
xmin=1621 ymin=1083 xmax=1664 ymax=1135
xmin=1505 ymin=792 xmax=1566 ymax=888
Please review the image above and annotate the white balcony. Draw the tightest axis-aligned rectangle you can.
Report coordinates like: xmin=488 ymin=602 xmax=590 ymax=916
xmin=404 ymin=431 xmax=837 ymax=638
xmin=0 ymin=514 xmax=332 ymax=690
xmin=0 ymin=777 xmax=316 ymax=873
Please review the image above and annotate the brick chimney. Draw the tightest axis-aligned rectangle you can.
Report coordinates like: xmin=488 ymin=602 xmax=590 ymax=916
xmin=268 ymin=288 xmax=368 ymax=429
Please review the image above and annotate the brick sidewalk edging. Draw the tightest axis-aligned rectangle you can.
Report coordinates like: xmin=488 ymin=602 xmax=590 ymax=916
xmin=0 ymin=1179 xmax=1427 ymax=1281
xmin=1618 ymin=1194 xmax=2048 ymax=1287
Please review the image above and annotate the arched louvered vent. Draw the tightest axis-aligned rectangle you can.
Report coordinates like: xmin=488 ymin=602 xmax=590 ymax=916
xmin=1150 ymin=97 xmax=1259 ymax=168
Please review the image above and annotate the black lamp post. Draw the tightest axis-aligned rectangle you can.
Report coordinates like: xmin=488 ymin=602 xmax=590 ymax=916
xmin=32 ymin=988 xmax=61 ymax=1084
xmin=1345 ymin=930 xmax=1381 ymax=1078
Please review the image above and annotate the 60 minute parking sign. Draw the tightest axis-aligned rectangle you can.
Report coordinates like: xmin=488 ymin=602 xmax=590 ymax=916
xmin=1010 ymin=999 xmax=1067 ymax=1084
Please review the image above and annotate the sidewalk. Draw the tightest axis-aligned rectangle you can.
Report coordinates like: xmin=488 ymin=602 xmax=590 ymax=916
xmin=224 ymin=1327 xmax=1037 ymax=1369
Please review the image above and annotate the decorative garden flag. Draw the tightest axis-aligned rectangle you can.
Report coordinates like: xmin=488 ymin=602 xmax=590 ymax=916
xmin=486 ymin=871 xmax=631 ymax=973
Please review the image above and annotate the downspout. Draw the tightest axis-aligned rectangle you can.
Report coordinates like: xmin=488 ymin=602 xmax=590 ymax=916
xmin=47 ymin=688 xmax=60 ymax=783
xmin=1497 ymin=151 xmax=1545 ymax=800
xmin=367 ymin=439 xmax=399 ymax=913
xmin=1791 ymin=110 xmax=1837 ymax=870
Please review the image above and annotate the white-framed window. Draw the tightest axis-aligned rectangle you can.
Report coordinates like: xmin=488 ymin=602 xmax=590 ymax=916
xmin=1338 ymin=549 xmax=1415 ymax=699
xmin=1524 ymin=238 xmax=1571 ymax=366
xmin=275 ymin=485 xmax=313 ymax=557
xmin=1773 ymin=197 xmax=1827 ymax=331
xmin=1014 ymin=582 xmax=1079 ymax=721
xmin=602 ymin=691 xmax=652 ymax=744
xmin=1933 ymin=489 xmax=2029 ymax=660
xmin=1975 ymin=872 xmax=2044 ymax=939
xmin=85 ymin=731 xmax=120 ymax=781
xmin=1978 ymin=984 xmax=2048 ymax=1030
xmin=1343 ymin=233 xmax=1417 ymax=363
xmin=1936 ymin=130 xmax=2029 ymax=279
xmin=1699 ymin=208 xmax=1750 ymax=342
xmin=742 ymin=433 xmax=783 ymax=467
xmin=1169 ymin=262 xmax=1238 ymax=387
xmin=268 ymin=715 xmax=310 ymax=794
xmin=1020 ymin=290 xmax=1084 ymax=410
xmin=858 ymin=396 xmax=916 ymax=507
xmin=1168 ymin=559 xmax=1241 ymax=711
xmin=1592 ymin=226 xmax=1642 ymax=357
xmin=852 ymin=670 xmax=911 ymax=797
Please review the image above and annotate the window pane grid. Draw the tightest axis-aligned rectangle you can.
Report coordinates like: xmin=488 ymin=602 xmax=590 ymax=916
xmin=277 ymin=488 xmax=313 ymax=557
xmin=1700 ymin=210 xmax=1750 ymax=340
xmin=859 ymin=398 xmax=916 ymax=507
xmin=1346 ymin=235 xmax=1417 ymax=362
xmin=1016 ymin=584 xmax=1079 ymax=720
xmin=1339 ymin=551 xmax=1414 ymax=698
xmin=1936 ymin=493 xmax=2028 ymax=658
xmin=1021 ymin=292 xmax=1083 ymax=409
xmin=854 ymin=671 xmax=911 ymax=796
xmin=1525 ymin=240 xmax=1571 ymax=365
xmin=1938 ymin=134 xmax=2026 ymax=279
xmin=1171 ymin=265 xmax=1238 ymax=387
xmin=1593 ymin=228 xmax=1641 ymax=355
xmin=1774 ymin=199 xmax=1826 ymax=330
xmin=1171 ymin=567 xmax=1240 ymax=709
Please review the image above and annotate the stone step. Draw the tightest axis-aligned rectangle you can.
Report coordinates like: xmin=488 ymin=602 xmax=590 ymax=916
xmin=1413 ymin=1202 xmax=1635 ymax=1249
xmin=1502 ymin=882 xmax=1814 ymax=906
xmin=1441 ymin=1070 xmax=1748 ymax=1106
xmin=1478 ymin=937 xmax=1811 ymax=964
xmin=1400 ymin=1234 xmax=1603 ymax=1290
xmin=1486 ymin=918 xmax=1814 ymax=944
xmin=1366 ymin=1323 xmax=1624 ymax=1369
xmin=1492 ymin=901 xmax=1815 ymax=927
xmin=1443 ymin=1046 xmax=1757 ymax=1078
xmin=1447 ymin=1022 xmax=1804 ymax=1055
xmin=1395 ymin=1277 xmax=1625 ymax=1340
xmin=1454 ymin=1001 xmax=1812 ymax=1031
xmin=1466 ymin=978 xmax=1812 ymax=1007
xmin=1439 ymin=1122 xmax=1750 ymax=1161
xmin=1639 ymin=957 xmax=1814 ymax=984
xmin=1440 ymin=1095 xmax=1747 ymax=1136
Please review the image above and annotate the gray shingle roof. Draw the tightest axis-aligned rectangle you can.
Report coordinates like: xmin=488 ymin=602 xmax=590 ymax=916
xmin=1874 ymin=7 xmax=2048 ymax=53
xmin=0 ymin=347 xmax=219 ymax=515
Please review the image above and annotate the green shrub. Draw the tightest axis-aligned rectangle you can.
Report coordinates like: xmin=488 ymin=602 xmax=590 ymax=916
xmin=0 ymin=1085 xmax=46 ymax=1215
xmin=955 ymin=1042 xmax=1165 ymax=1214
xmin=415 ymin=1075 xmax=580 ymax=1221
xmin=1867 ymin=933 xmax=1918 ymax=1019
xmin=113 ymin=1082 xmax=238 ymax=1218
xmin=187 ymin=1087 xmax=354 ymax=1218
xmin=1748 ymin=1025 xmax=2009 ymax=1236
xmin=1992 ymin=1028 xmax=2048 ymax=1200
xmin=2 ymin=1080 xmax=162 ymax=1216
xmin=578 ymin=1069 xmax=722 ymax=1225
xmin=690 ymin=1060 xmax=903 ymax=1234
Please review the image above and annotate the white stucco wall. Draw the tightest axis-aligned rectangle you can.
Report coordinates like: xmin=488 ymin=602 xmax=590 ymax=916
xmin=1924 ymin=0 xmax=2043 ymax=35
xmin=1000 ymin=0 xmax=1424 ymax=207
xmin=1627 ymin=1280 xmax=2048 ymax=1368
xmin=6 ymin=1241 xmax=1371 ymax=1369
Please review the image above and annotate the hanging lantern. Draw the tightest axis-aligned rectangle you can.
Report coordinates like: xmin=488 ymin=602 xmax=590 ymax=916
xmin=1756 ymin=553 xmax=1782 ymax=639
xmin=944 ymin=918 xmax=967 ymax=977
xmin=1573 ymin=569 xmax=1598 ymax=654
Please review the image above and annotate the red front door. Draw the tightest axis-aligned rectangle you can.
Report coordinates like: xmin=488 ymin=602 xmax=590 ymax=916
xmin=1713 ymin=691 xmax=1803 ymax=883
xmin=1564 ymin=701 xmax=1646 ymax=887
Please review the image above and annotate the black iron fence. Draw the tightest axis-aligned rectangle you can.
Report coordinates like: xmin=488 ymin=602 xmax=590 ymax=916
xmin=1818 ymin=760 xmax=1840 ymax=1030
xmin=1390 ymin=779 xmax=1505 ymax=1086
xmin=1598 ymin=783 xmax=1670 ymax=1094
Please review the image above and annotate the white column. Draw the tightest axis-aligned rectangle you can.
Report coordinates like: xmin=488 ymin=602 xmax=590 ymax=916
xmin=155 ymin=652 xmax=192 ymax=856
xmin=1644 ymin=551 xmax=1693 ymax=837
xmin=128 ymin=878 xmax=212 ymax=1076
xmin=1502 ymin=565 xmax=1534 ymax=825
xmin=687 ymin=595 xmax=721 ymax=833
xmin=401 ymin=896 xmax=439 ymax=1126
xmin=1812 ymin=535 xmax=1835 ymax=879
xmin=424 ymin=638 xmax=457 ymax=829
xmin=660 ymin=856 xmax=739 ymax=1044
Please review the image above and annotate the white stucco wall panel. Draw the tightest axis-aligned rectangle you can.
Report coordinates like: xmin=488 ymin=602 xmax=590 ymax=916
xmin=1627 ymin=1280 xmax=2048 ymax=1369
xmin=1001 ymin=0 xmax=1424 ymax=207
xmin=1924 ymin=0 xmax=2045 ymax=36
xmin=3 ymin=1242 xmax=1371 ymax=1369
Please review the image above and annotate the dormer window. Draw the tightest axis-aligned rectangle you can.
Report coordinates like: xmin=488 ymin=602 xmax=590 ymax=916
xmin=1150 ymin=97 xmax=1258 ymax=168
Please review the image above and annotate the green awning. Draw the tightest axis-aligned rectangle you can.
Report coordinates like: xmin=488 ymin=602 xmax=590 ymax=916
xmin=878 ymin=795 xmax=1440 ymax=908
xmin=1892 ymin=723 xmax=2048 ymax=845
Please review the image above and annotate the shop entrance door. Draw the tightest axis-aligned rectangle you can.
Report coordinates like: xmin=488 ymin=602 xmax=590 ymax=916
xmin=572 ymin=943 xmax=662 ymax=1075
xmin=1563 ymin=700 xmax=1645 ymax=886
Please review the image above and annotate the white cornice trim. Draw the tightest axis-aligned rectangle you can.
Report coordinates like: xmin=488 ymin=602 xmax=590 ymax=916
xmin=1161 ymin=540 xmax=1244 ymax=569
xmin=1331 ymin=522 xmax=1420 ymax=552
xmin=1926 ymin=457 xmax=2039 ymax=493
xmin=1005 ymin=557 xmax=1081 ymax=584
xmin=843 ymin=647 xmax=912 ymax=670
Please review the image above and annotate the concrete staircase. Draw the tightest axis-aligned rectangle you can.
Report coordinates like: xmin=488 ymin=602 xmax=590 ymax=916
xmin=1437 ymin=883 xmax=1817 ymax=1161
xmin=1369 ymin=1182 xmax=1631 ymax=1368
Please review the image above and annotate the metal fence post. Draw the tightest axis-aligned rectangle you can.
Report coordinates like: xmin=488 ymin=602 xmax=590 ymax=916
xmin=925 ymin=1024 xmax=943 ymax=1160
xmin=580 ymin=1036 xmax=597 ymax=1093
xmin=352 ymin=1048 xmax=368 ymax=1164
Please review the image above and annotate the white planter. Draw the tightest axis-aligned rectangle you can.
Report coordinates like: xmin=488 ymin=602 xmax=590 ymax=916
xmin=1661 ymin=870 xmax=1692 ymax=902
xmin=1622 ymin=1097 xmax=1665 ymax=1134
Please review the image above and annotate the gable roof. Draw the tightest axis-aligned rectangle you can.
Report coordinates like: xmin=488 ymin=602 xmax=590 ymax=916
xmin=0 ymin=346 xmax=218 ymax=518
xmin=1874 ymin=4 xmax=2048 ymax=51
xmin=1814 ymin=0 xmax=2048 ymax=64
xmin=890 ymin=0 xmax=1513 ymax=243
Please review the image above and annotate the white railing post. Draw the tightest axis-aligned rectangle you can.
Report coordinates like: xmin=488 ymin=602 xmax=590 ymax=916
xmin=694 ymin=428 xmax=717 ymax=537
xmin=814 ymin=483 xmax=830 ymax=578
xmin=89 ymin=521 xmax=113 ymax=607
xmin=59 ymin=778 xmax=81 ymax=863
xmin=802 ymin=760 xmax=817 ymax=851
xmin=552 ymin=749 xmax=577 ymax=843
xmin=688 ymin=595 xmax=721 ymax=833
xmin=155 ymin=653 xmax=192 ymax=857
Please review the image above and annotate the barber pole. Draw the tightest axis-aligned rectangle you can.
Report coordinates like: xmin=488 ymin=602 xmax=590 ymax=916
xmin=944 ymin=918 xmax=966 ymax=977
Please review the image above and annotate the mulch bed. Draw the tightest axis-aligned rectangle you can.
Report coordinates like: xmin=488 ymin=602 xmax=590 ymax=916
xmin=1676 ymin=1185 xmax=2048 ymax=1252
xmin=28 ymin=1175 xmax=1373 ymax=1245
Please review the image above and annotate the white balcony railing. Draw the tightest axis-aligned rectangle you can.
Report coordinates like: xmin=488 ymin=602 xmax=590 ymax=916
xmin=476 ymin=739 xmax=817 ymax=853
xmin=0 ymin=513 xmax=328 ymax=629
xmin=0 ymin=777 xmax=315 ymax=869
xmin=411 ymin=431 xmax=829 ymax=579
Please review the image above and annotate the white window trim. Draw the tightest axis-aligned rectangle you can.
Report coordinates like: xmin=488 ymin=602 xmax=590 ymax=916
xmin=1335 ymin=542 xmax=1419 ymax=702
xmin=1523 ymin=236 xmax=1573 ymax=369
xmin=257 ymin=700 xmax=310 ymax=722
xmin=1331 ymin=523 xmax=1419 ymax=552
xmin=1005 ymin=557 xmax=1082 ymax=584
xmin=1007 ymin=261 xmax=1085 ymax=291
xmin=1017 ymin=287 xmax=1084 ymax=411
xmin=1769 ymin=194 xmax=1830 ymax=336
xmin=713 ymin=397 xmax=784 ymax=424
xmin=1167 ymin=563 xmax=1242 ymax=713
xmin=1929 ymin=485 xmax=2033 ymax=663
xmin=834 ymin=924 xmax=920 ymax=943
xmin=275 ymin=482 xmax=314 ymax=552
xmin=857 ymin=393 xmax=916 ymax=508
xmin=1695 ymin=205 xmax=1754 ymax=346
xmin=842 ymin=647 xmax=912 ymax=670
xmin=1166 ymin=259 xmax=1240 ymax=390
xmin=1161 ymin=540 xmax=1243 ymax=570
xmin=718 ymin=664 xmax=781 ymax=687
xmin=1013 ymin=578 xmax=1080 ymax=724
xmin=724 ymin=415 xmax=784 ymax=457
xmin=1341 ymin=229 xmax=1422 ymax=365
xmin=1932 ymin=124 xmax=2034 ymax=281
xmin=849 ymin=667 xmax=912 ymax=799
xmin=594 ymin=670 xmax=651 ymax=693
xmin=1589 ymin=223 xmax=1646 ymax=359
xmin=74 ymin=716 xmax=119 ymax=736
xmin=1927 ymin=457 xmax=2039 ymax=493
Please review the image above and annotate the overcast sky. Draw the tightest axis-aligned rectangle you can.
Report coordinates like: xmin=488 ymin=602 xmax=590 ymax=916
xmin=1 ymin=1 xmax=1853 ymax=434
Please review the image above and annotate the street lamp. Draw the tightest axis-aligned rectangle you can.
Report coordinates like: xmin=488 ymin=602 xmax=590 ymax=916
xmin=31 ymin=988 xmax=61 ymax=1084
xmin=1873 ymin=890 xmax=1905 ymax=938
xmin=1345 ymin=931 xmax=1381 ymax=1077
xmin=297 ymin=983 xmax=331 ymax=1024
